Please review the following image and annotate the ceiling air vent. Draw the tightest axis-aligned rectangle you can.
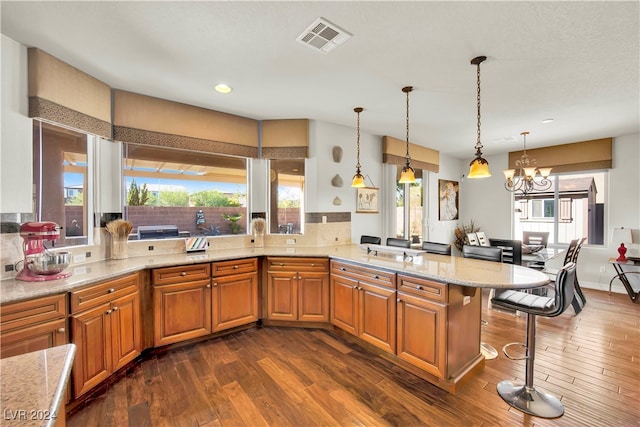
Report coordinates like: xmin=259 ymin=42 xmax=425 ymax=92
xmin=297 ymin=18 xmax=352 ymax=54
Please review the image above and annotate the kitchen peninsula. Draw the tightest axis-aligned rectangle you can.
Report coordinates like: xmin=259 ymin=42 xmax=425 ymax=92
xmin=0 ymin=243 xmax=549 ymax=404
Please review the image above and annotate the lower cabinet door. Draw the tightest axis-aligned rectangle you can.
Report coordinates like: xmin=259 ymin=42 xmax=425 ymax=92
xmin=71 ymin=302 xmax=112 ymax=397
xmin=330 ymin=274 xmax=359 ymax=335
xmin=358 ymin=282 xmax=396 ymax=354
xmin=110 ymin=291 xmax=142 ymax=371
xmin=153 ymin=279 xmax=212 ymax=346
xmin=212 ymin=272 xmax=259 ymax=332
xmin=266 ymin=272 xmax=298 ymax=321
xmin=298 ymin=272 xmax=329 ymax=322
xmin=396 ymin=291 xmax=447 ymax=379
xmin=0 ymin=318 xmax=67 ymax=359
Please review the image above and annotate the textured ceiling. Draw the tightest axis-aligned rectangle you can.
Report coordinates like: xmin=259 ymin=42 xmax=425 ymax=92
xmin=1 ymin=1 xmax=638 ymax=159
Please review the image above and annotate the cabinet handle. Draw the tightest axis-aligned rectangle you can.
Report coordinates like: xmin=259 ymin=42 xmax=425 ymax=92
xmin=279 ymin=263 xmax=284 ymax=266
xmin=397 ymin=299 xmax=401 ymax=303
xmin=180 ymin=272 xmax=187 ymax=276
xmin=233 ymin=265 xmax=239 ymax=269
xmin=340 ymin=267 xmax=346 ymax=271
xmin=106 ymin=309 xmax=113 ymax=314
xmin=417 ymin=285 xmax=423 ymax=290
xmin=206 ymin=284 xmax=212 ymax=288
xmin=213 ymin=283 xmax=218 ymax=287
xmin=311 ymin=264 xmax=315 ymax=267
xmin=57 ymin=328 xmax=65 ymax=333
xmin=112 ymin=306 xmax=118 ymax=311
xmin=107 ymin=288 xmax=115 ymax=293
xmin=373 ymin=275 xmax=379 ymax=279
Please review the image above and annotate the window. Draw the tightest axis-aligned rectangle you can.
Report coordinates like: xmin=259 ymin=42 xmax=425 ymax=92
xmin=514 ymin=171 xmax=606 ymax=245
xmin=33 ymin=121 xmax=92 ymax=247
xmin=123 ymin=144 xmax=248 ymax=237
xmin=395 ymin=167 xmax=423 ymax=242
xmin=269 ymin=159 xmax=304 ymax=234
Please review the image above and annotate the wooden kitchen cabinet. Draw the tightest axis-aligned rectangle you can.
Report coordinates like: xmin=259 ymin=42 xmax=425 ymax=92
xmin=0 ymin=293 xmax=68 ymax=359
xmin=330 ymin=260 xmax=397 ymax=354
xmin=70 ymin=273 xmax=141 ymax=397
xmin=397 ymin=289 xmax=447 ymax=378
xmin=396 ymin=274 xmax=479 ymax=381
xmin=266 ymin=257 xmax=329 ymax=322
xmin=211 ymin=258 xmax=259 ymax=332
xmin=152 ymin=263 xmax=212 ymax=346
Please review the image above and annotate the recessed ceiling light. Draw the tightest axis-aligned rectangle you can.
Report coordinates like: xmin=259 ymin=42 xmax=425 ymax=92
xmin=542 ymin=118 xmax=554 ymax=123
xmin=214 ymin=83 xmax=233 ymax=94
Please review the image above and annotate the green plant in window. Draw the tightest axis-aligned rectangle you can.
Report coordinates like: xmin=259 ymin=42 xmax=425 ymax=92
xmin=222 ymin=213 xmax=243 ymax=234
xmin=127 ymin=180 xmax=149 ymax=206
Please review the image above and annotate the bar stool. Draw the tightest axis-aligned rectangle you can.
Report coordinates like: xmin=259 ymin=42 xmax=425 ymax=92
xmin=491 ymin=262 xmax=576 ymax=418
xmin=421 ymin=241 xmax=451 ymax=255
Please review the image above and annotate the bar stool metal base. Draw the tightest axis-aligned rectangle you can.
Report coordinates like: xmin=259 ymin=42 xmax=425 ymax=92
xmin=497 ymin=381 xmax=564 ymax=419
xmin=480 ymin=342 xmax=498 ymax=360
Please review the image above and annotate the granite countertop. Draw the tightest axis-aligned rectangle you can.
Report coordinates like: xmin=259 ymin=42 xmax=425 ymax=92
xmin=0 ymin=344 xmax=76 ymax=427
xmin=0 ymin=244 xmax=550 ymax=305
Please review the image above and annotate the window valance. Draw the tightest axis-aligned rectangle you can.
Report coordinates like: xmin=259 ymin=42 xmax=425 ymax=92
xmin=28 ymin=48 xmax=112 ymax=138
xmin=112 ymin=90 xmax=259 ymax=158
xmin=382 ymin=136 xmax=439 ymax=173
xmin=261 ymin=119 xmax=309 ymax=159
xmin=508 ymin=138 xmax=613 ymax=173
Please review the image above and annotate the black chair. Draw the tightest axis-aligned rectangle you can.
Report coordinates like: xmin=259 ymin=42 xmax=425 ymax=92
xmin=491 ymin=262 xmax=576 ymax=418
xmin=488 ymin=238 xmax=522 ymax=265
xmin=386 ymin=238 xmax=411 ymax=249
xmin=462 ymin=245 xmax=503 ymax=360
xmin=421 ymin=241 xmax=452 ymax=256
xmin=523 ymin=231 xmax=550 ymax=248
xmin=360 ymin=235 xmax=381 ymax=245
xmin=543 ymin=237 xmax=586 ymax=314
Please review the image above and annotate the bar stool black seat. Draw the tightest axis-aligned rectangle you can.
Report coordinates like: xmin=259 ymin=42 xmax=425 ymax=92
xmin=421 ymin=241 xmax=451 ymax=255
xmin=360 ymin=235 xmax=381 ymax=245
xmin=386 ymin=237 xmax=411 ymax=248
xmin=491 ymin=261 xmax=576 ymax=419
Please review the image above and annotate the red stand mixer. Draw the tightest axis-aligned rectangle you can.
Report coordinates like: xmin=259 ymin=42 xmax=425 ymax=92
xmin=16 ymin=222 xmax=72 ymax=282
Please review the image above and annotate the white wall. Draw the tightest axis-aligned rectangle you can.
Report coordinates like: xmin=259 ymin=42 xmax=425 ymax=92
xmin=1 ymin=35 xmax=32 ymax=213
xmin=308 ymin=120 xmax=383 ymax=241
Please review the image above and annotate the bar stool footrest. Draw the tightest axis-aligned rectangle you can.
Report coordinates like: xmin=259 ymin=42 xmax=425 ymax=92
xmin=502 ymin=342 xmax=527 ymax=360
xmin=497 ymin=380 xmax=564 ymax=419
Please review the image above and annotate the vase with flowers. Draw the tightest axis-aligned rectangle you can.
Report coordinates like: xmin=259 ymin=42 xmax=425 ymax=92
xmin=251 ymin=218 xmax=266 ymax=248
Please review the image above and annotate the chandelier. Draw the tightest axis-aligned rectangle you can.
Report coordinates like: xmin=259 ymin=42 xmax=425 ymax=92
xmin=503 ymin=131 xmax=552 ymax=196
xmin=398 ymin=86 xmax=416 ymax=184
xmin=351 ymin=107 xmax=366 ymax=188
xmin=468 ymin=56 xmax=491 ymax=178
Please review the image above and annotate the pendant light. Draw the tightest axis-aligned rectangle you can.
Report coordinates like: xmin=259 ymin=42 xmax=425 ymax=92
xmin=398 ymin=86 xmax=416 ymax=184
xmin=351 ymin=107 xmax=366 ymax=188
xmin=468 ymin=56 xmax=491 ymax=178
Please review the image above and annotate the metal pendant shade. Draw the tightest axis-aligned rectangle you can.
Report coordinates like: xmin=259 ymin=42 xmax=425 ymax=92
xmin=468 ymin=56 xmax=491 ymax=178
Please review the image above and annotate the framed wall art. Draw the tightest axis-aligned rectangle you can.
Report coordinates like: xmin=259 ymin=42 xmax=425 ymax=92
xmin=356 ymin=187 xmax=379 ymax=213
xmin=438 ymin=179 xmax=459 ymax=220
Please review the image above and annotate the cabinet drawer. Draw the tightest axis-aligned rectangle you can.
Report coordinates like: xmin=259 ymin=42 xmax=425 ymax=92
xmin=212 ymin=258 xmax=257 ymax=277
xmin=397 ymin=274 xmax=447 ymax=302
xmin=152 ymin=263 xmax=211 ymax=285
xmin=0 ymin=294 xmax=67 ymax=333
xmin=267 ymin=257 xmax=328 ymax=272
xmin=70 ymin=273 xmax=139 ymax=313
xmin=331 ymin=260 xmax=396 ymax=289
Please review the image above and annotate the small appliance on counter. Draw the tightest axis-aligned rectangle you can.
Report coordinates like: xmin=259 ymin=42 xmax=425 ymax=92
xmin=15 ymin=221 xmax=72 ymax=282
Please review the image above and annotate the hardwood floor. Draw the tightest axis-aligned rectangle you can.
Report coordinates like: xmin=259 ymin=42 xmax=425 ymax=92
xmin=67 ymin=289 xmax=639 ymax=426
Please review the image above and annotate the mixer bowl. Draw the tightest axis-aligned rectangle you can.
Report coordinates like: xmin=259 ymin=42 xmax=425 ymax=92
xmin=26 ymin=252 xmax=71 ymax=275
